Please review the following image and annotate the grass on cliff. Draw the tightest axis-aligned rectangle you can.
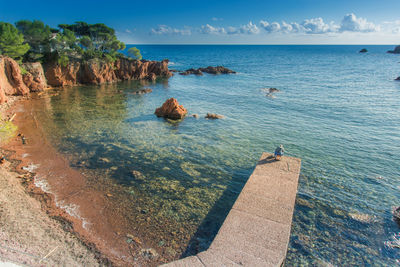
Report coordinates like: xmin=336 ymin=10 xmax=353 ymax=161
xmin=0 ymin=116 xmax=17 ymax=144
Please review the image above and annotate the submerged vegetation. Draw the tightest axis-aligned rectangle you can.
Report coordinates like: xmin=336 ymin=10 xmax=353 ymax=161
xmin=0 ymin=20 xmax=140 ymax=65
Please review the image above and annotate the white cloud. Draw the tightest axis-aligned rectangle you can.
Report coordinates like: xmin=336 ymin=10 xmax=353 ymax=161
xmin=260 ymin=21 xmax=281 ymax=33
xmin=339 ymin=13 xmax=378 ymax=32
xmin=150 ymin=25 xmax=191 ymax=35
xmin=125 ymin=29 xmax=132 ymax=34
xmin=212 ymin=17 xmax=223 ymax=21
xmin=301 ymin=18 xmax=337 ymax=34
xmin=228 ymin=22 xmax=260 ymax=35
xmin=200 ymin=24 xmax=226 ymax=35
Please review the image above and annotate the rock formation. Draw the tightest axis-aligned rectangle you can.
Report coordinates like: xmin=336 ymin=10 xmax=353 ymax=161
xmin=387 ymin=45 xmax=400 ymax=54
xmin=155 ymin=98 xmax=187 ymax=120
xmin=205 ymin=113 xmax=224 ymax=119
xmin=179 ymin=66 xmax=235 ymax=76
xmin=0 ymin=56 xmax=172 ymax=104
xmin=44 ymin=58 xmax=172 ymax=87
xmin=395 ymin=76 xmax=400 ymax=81
xmin=179 ymin=68 xmax=203 ymax=76
xmin=0 ymin=56 xmax=30 ymax=103
xmin=22 ymin=62 xmax=48 ymax=92
xmin=359 ymin=48 xmax=368 ymax=53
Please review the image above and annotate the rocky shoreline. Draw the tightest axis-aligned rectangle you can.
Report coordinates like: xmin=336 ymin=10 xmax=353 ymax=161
xmin=0 ymin=56 xmax=176 ymax=266
xmin=0 ymin=56 xmax=172 ymax=104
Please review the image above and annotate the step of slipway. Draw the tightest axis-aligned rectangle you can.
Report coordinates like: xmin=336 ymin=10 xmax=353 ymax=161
xmin=161 ymin=152 xmax=301 ymax=267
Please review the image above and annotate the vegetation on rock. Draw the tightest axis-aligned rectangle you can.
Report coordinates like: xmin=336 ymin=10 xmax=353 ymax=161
xmin=0 ymin=20 xmax=141 ymax=65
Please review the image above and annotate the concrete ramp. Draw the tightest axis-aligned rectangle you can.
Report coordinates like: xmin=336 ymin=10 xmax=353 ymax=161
xmin=162 ymin=152 xmax=301 ymax=267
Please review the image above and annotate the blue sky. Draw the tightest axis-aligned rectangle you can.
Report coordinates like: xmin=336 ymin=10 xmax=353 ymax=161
xmin=1 ymin=0 xmax=400 ymax=44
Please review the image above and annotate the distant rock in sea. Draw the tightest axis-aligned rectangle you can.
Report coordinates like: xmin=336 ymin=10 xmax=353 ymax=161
xmin=155 ymin=98 xmax=187 ymax=120
xmin=179 ymin=66 xmax=236 ymax=76
xmin=395 ymin=76 xmax=400 ymax=81
xmin=359 ymin=48 xmax=368 ymax=53
xmin=205 ymin=113 xmax=224 ymax=119
xmin=387 ymin=45 xmax=400 ymax=54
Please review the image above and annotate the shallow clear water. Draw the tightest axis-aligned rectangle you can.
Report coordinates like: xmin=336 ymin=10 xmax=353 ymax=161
xmin=36 ymin=45 xmax=400 ymax=265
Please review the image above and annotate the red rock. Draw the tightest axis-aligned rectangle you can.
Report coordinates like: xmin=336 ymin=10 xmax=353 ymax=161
xmin=44 ymin=61 xmax=80 ymax=87
xmin=155 ymin=98 xmax=187 ymax=120
xmin=22 ymin=62 xmax=47 ymax=92
xmin=0 ymin=56 xmax=30 ymax=103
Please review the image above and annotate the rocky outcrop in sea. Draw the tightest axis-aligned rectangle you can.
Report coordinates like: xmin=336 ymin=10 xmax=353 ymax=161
xmin=387 ymin=45 xmax=400 ymax=54
xmin=155 ymin=98 xmax=187 ymax=120
xmin=179 ymin=66 xmax=236 ymax=76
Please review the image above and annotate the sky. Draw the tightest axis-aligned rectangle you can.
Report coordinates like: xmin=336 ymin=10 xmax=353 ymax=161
xmin=1 ymin=0 xmax=400 ymax=44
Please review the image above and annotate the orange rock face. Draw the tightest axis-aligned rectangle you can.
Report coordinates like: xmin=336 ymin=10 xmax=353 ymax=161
xmin=0 ymin=56 xmax=30 ymax=103
xmin=44 ymin=58 xmax=173 ymax=87
xmin=155 ymin=98 xmax=187 ymax=120
xmin=22 ymin=62 xmax=47 ymax=92
xmin=44 ymin=61 xmax=80 ymax=87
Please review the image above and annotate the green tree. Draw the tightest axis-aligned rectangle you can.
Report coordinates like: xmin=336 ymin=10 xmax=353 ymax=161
xmin=0 ymin=22 xmax=30 ymax=60
xmin=128 ymin=47 xmax=142 ymax=60
xmin=15 ymin=20 xmax=53 ymax=61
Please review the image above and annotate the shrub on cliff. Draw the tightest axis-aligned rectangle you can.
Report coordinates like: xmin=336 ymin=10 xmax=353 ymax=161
xmin=0 ymin=22 xmax=30 ymax=61
xmin=128 ymin=47 xmax=142 ymax=60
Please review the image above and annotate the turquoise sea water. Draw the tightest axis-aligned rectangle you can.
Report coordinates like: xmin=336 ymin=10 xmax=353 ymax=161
xmin=36 ymin=45 xmax=400 ymax=265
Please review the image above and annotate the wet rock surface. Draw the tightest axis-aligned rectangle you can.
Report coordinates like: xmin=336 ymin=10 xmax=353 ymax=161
xmin=205 ymin=113 xmax=224 ymax=119
xmin=155 ymin=98 xmax=188 ymax=120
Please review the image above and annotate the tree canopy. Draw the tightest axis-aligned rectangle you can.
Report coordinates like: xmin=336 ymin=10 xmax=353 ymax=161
xmin=0 ymin=20 xmax=141 ymax=65
xmin=0 ymin=22 xmax=30 ymax=61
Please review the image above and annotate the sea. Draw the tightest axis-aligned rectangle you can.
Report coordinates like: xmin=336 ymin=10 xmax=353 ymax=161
xmin=32 ymin=45 xmax=400 ymax=265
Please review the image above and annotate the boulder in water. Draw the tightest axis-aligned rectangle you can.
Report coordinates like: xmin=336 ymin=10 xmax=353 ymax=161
xmin=395 ymin=76 xmax=400 ymax=81
xmin=359 ymin=48 xmax=368 ymax=53
xmin=155 ymin=98 xmax=187 ymax=120
xmin=205 ymin=113 xmax=224 ymax=119
xmin=387 ymin=45 xmax=400 ymax=54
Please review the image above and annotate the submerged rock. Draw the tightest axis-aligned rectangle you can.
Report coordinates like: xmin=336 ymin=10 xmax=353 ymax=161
xmin=191 ymin=114 xmax=199 ymax=118
xmin=131 ymin=88 xmax=152 ymax=94
xmin=155 ymin=98 xmax=188 ymax=120
xmin=387 ymin=45 xmax=400 ymax=54
xmin=205 ymin=113 xmax=224 ymax=119
xmin=359 ymin=48 xmax=368 ymax=53
xmin=132 ymin=170 xmax=145 ymax=180
xmin=267 ymin=87 xmax=280 ymax=93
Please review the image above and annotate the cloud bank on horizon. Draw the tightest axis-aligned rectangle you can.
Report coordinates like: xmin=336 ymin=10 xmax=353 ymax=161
xmin=150 ymin=14 xmax=398 ymax=36
xmin=136 ymin=13 xmax=400 ymax=44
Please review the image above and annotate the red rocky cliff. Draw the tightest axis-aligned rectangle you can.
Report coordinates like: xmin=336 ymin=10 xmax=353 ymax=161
xmin=44 ymin=58 xmax=172 ymax=87
xmin=0 ymin=56 xmax=30 ymax=103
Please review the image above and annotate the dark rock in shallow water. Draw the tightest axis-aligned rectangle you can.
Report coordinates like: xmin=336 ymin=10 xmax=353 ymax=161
xmin=179 ymin=66 xmax=235 ymax=76
xmin=205 ymin=113 xmax=224 ymax=119
xmin=131 ymin=88 xmax=152 ymax=94
xmin=393 ymin=206 xmax=400 ymax=221
xmin=359 ymin=48 xmax=368 ymax=53
xmin=199 ymin=66 xmax=236 ymax=74
xmin=267 ymin=87 xmax=280 ymax=93
xmin=179 ymin=68 xmax=203 ymax=76
xmin=387 ymin=45 xmax=400 ymax=54
xmin=395 ymin=76 xmax=400 ymax=81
